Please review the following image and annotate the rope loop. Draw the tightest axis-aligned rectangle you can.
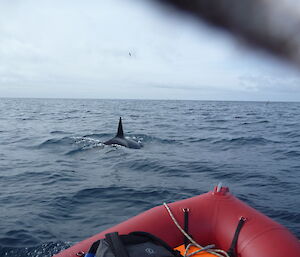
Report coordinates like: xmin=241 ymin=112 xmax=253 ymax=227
xmin=163 ymin=203 xmax=230 ymax=257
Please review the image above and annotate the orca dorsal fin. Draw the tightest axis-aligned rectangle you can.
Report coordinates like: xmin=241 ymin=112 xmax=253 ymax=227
xmin=116 ymin=117 xmax=124 ymax=138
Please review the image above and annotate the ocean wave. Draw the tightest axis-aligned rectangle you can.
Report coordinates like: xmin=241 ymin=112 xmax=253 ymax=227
xmin=278 ymin=131 xmax=300 ymax=138
xmin=212 ymin=136 xmax=277 ymax=146
xmin=46 ymin=185 xmax=198 ymax=232
xmin=135 ymin=134 xmax=181 ymax=145
xmin=185 ymin=137 xmax=214 ymax=143
xmin=272 ymin=149 xmax=300 ymax=159
xmin=0 ymin=242 xmax=71 ymax=257
xmin=36 ymin=136 xmax=104 ymax=155
xmin=0 ymin=229 xmax=40 ymax=247
xmin=242 ymin=120 xmax=270 ymax=125
xmin=37 ymin=137 xmax=74 ymax=148
xmin=70 ymin=186 xmax=199 ymax=207
xmin=50 ymin=130 xmax=73 ymax=135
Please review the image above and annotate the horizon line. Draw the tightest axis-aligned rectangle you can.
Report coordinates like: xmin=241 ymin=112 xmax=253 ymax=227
xmin=0 ymin=96 xmax=299 ymax=103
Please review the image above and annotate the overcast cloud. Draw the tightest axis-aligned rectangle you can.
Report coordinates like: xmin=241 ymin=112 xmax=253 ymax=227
xmin=0 ymin=0 xmax=300 ymax=101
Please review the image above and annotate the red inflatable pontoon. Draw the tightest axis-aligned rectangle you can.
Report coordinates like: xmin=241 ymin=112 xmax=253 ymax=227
xmin=54 ymin=186 xmax=300 ymax=257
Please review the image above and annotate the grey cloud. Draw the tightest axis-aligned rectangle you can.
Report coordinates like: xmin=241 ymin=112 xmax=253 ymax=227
xmin=239 ymin=74 xmax=300 ymax=94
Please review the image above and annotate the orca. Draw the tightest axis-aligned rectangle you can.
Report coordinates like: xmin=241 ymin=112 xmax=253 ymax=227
xmin=104 ymin=117 xmax=141 ymax=149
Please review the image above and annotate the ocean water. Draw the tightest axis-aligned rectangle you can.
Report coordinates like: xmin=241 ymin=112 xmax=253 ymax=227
xmin=0 ymin=98 xmax=299 ymax=257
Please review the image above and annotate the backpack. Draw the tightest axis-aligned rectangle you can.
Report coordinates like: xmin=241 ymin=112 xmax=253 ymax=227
xmin=85 ymin=231 xmax=182 ymax=257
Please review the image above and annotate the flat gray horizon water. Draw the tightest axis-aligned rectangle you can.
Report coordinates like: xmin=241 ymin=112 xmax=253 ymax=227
xmin=0 ymin=98 xmax=299 ymax=257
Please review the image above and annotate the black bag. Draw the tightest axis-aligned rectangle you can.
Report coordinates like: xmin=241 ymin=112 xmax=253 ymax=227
xmin=85 ymin=231 xmax=182 ymax=257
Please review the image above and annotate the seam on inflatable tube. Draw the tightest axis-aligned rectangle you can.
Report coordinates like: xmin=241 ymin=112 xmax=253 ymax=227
xmin=239 ymin=227 xmax=287 ymax=253
xmin=212 ymin=197 xmax=221 ymax=245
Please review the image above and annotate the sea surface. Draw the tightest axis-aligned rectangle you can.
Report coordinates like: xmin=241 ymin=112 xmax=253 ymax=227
xmin=0 ymin=98 xmax=299 ymax=257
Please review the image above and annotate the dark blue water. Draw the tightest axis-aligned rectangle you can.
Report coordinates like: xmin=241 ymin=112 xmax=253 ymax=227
xmin=0 ymin=98 xmax=299 ymax=257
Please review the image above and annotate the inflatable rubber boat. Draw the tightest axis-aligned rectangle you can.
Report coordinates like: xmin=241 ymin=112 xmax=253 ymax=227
xmin=54 ymin=186 xmax=300 ymax=257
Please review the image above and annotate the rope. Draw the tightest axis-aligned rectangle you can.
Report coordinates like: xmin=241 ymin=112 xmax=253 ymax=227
xmin=163 ymin=203 xmax=230 ymax=257
xmin=184 ymin=243 xmax=215 ymax=257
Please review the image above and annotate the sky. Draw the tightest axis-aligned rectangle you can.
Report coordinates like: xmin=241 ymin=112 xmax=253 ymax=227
xmin=1 ymin=0 xmax=300 ymax=101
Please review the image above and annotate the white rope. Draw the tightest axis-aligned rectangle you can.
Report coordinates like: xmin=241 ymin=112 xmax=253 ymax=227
xmin=184 ymin=243 xmax=216 ymax=257
xmin=163 ymin=203 xmax=230 ymax=257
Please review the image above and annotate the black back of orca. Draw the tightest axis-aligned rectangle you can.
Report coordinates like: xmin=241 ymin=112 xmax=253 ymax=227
xmin=104 ymin=117 xmax=141 ymax=149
